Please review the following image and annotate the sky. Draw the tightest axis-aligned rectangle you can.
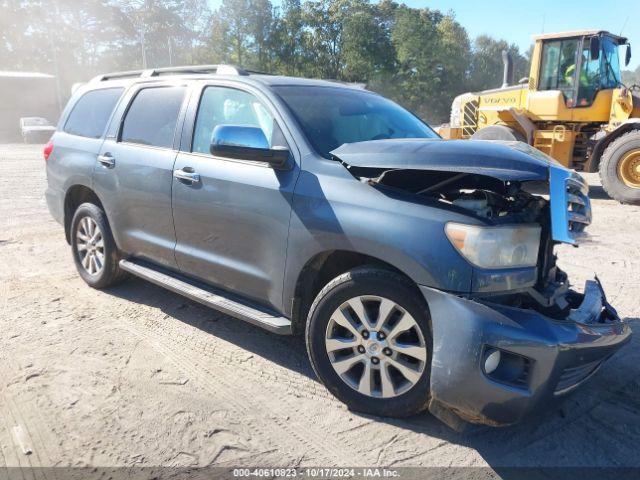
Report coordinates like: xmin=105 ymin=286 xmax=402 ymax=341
xmin=207 ymin=0 xmax=640 ymax=70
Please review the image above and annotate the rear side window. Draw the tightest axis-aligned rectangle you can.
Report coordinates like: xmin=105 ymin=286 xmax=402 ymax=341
xmin=64 ymin=88 xmax=123 ymax=138
xmin=120 ymin=86 xmax=186 ymax=148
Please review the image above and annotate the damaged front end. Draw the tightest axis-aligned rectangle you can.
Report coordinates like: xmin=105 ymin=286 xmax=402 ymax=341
xmin=331 ymin=139 xmax=591 ymax=319
xmin=332 ymin=139 xmax=631 ymax=426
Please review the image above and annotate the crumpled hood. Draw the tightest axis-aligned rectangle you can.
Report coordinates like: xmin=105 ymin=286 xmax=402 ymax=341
xmin=330 ymin=138 xmax=557 ymax=182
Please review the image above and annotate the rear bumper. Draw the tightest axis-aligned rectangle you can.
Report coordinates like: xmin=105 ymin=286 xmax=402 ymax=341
xmin=420 ymin=280 xmax=631 ymax=426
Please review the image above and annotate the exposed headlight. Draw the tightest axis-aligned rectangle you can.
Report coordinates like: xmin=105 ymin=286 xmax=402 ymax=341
xmin=445 ymin=223 xmax=541 ymax=269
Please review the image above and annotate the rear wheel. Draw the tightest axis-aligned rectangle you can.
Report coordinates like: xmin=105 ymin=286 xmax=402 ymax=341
xmin=70 ymin=203 xmax=128 ymax=289
xmin=305 ymin=267 xmax=432 ymax=417
xmin=599 ymin=130 xmax=640 ymax=205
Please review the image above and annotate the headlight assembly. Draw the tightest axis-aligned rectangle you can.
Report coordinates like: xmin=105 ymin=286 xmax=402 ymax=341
xmin=445 ymin=223 xmax=541 ymax=269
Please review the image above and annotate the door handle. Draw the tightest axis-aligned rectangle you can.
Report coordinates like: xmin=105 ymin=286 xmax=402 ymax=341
xmin=97 ymin=154 xmax=115 ymax=168
xmin=173 ymin=168 xmax=200 ymax=184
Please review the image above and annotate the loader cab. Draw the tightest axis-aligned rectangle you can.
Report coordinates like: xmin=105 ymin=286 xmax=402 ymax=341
xmin=536 ymin=31 xmax=628 ymax=108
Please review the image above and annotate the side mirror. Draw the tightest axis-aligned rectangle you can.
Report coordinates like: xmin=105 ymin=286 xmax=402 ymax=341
xmin=589 ymin=36 xmax=600 ymax=61
xmin=626 ymin=44 xmax=632 ymax=66
xmin=210 ymin=125 xmax=289 ymax=168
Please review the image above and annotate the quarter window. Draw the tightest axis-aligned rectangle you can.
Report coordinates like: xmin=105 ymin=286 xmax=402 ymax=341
xmin=192 ymin=86 xmax=286 ymax=155
xmin=64 ymin=88 xmax=123 ymax=138
xmin=121 ymin=86 xmax=186 ymax=148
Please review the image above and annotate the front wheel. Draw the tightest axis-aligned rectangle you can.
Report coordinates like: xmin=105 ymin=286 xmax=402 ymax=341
xmin=599 ymin=130 xmax=640 ymax=205
xmin=305 ymin=267 xmax=432 ymax=417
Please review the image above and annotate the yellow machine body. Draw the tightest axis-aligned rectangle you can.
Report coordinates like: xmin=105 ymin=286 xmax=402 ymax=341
xmin=442 ymin=30 xmax=638 ymax=172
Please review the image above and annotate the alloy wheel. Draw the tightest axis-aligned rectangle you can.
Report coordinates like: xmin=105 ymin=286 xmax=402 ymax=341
xmin=325 ymin=295 xmax=427 ymax=398
xmin=76 ymin=216 xmax=105 ymax=276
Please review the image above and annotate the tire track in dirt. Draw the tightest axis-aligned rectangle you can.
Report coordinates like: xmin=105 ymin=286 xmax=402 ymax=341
xmin=0 ymin=352 xmax=72 ymax=470
xmin=139 ymin=310 xmax=333 ymax=402
xmin=118 ymin=318 xmax=357 ymax=465
xmin=29 ymin=271 xmax=354 ymax=465
xmin=39 ymin=275 xmax=373 ymax=464
xmin=0 ymin=369 xmax=57 ymax=478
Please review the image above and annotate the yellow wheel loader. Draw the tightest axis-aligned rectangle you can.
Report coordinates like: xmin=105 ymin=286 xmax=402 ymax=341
xmin=439 ymin=30 xmax=640 ymax=204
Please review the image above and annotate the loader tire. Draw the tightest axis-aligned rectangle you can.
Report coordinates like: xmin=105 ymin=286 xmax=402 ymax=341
xmin=599 ymin=130 xmax=640 ymax=205
xmin=471 ymin=125 xmax=526 ymax=143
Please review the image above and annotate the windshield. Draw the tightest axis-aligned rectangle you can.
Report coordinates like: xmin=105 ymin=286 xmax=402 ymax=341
xmin=273 ymin=86 xmax=438 ymax=159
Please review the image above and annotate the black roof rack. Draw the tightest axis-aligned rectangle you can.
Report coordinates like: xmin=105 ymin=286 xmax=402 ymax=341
xmin=90 ymin=64 xmax=259 ymax=82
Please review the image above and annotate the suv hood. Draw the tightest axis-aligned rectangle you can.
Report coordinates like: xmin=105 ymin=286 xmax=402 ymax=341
xmin=330 ymin=138 xmax=555 ymax=181
xmin=331 ymin=138 xmax=590 ymax=246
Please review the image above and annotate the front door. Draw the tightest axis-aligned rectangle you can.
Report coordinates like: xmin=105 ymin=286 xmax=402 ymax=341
xmin=171 ymin=85 xmax=299 ymax=311
xmin=94 ymin=84 xmax=188 ymax=269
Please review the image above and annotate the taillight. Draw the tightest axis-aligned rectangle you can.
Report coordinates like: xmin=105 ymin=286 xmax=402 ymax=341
xmin=43 ymin=140 xmax=54 ymax=162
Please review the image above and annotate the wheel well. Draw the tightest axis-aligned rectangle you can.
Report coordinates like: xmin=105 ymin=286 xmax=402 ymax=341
xmin=588 ymin=123 xmax=640 ymax=172
xmin=290 ymin=250 xmax=418 ymax=335
xmin=63 ymin=185 xmax=104 ymax=244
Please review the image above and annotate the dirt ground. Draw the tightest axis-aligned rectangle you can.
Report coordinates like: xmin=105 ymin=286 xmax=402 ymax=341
xmin=1 ymin=143 xmax=640 ymax=474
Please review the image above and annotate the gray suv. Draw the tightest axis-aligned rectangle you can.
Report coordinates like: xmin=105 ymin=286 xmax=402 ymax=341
xmin=45 ymin=65 xmax=630 ymax=428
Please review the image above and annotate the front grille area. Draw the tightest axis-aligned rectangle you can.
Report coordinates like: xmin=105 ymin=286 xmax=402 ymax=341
xmin=554 ymin=359 xmax=603 ymax=395
xmin=549 ymin=166 xmax=592 ymax=244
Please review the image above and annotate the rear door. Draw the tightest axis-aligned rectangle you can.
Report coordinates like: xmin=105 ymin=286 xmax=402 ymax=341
xmin=46 ymin=86 xmax=124 ymax=224
xmin=171 ymin=82 xmax=300 ymax=311
xmin=94 ymin=83 xmax=189 ymax=269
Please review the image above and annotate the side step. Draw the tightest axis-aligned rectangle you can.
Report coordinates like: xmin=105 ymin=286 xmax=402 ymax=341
xmin=119 ymin=259 xmax=292 ymax=335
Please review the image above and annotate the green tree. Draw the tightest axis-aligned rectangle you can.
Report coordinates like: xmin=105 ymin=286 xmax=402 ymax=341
xmin=301 ymin=0 xmax=346 ymax=79
xmin=249 ymin=0 xmax=276 ymax=70
xmin=272 ymin=0 xmax=308 ymax=75
xmin=0 ymin=0 xmax=544 ymax=125
xmin=385 ymin=5 xmax=471 ymax=123
xmin=468 ymin=35 xmax=528 ymax=92
xmin=211 ymin=0 xmax=252 ymax=66
xmin=340 ymin=0 xmax=395 ymax=81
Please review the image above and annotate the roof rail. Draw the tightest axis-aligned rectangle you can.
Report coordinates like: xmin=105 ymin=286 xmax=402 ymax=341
xmin=90 ymin=64 xmax=252 ymax=83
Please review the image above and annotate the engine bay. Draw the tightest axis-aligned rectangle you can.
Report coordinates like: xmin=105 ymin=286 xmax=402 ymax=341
xmin=348 ymin=166 xmax=549 ymax=225
xmin=346 ymin=164 xmax=575 ymax=318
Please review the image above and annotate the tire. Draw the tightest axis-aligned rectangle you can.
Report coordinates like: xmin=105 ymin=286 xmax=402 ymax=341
xmin=305 ymin=267 xmax=432 ymax=417
xmin=471 ymin=125 xmax=526 ymax=142
xmin=599 ymin=130 xmax=640 ymax=205
xmin=70 ymin=202 xmax=128 ymax=289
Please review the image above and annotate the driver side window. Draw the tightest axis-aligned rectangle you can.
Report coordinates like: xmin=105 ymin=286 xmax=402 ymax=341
xmin=192 ymin=86 xmax=287 ymax=155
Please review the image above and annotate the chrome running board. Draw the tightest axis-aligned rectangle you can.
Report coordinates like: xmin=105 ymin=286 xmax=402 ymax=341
xmin=119 ymin=259 xmax=292 ymax=335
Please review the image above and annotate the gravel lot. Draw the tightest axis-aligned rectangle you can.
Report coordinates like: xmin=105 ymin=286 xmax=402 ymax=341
xmin=1 ymin=144 xmax=640 ymax=474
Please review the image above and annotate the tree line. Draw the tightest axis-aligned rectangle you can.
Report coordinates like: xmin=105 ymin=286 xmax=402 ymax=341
xmin=1 ymin=0 xmax=544 ymax=123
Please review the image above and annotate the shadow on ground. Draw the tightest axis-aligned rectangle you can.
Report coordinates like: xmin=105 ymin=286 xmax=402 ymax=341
xmin=107 ymin=278 xmax=640 ymax=469
xmin=588 ymin=185 xmax=614 ymax=201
